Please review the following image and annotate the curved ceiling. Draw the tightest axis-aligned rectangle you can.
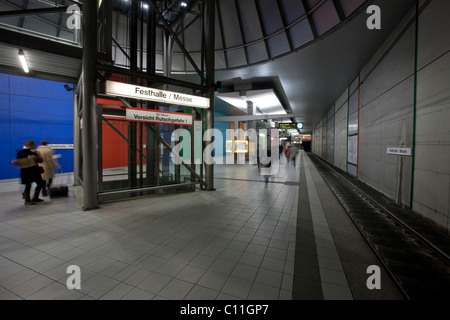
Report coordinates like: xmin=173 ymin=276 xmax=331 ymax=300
xmin=214 ymin=0 xmax=417 ymax=132
xmin=0 ymin=0 xmax=418 ymax=133
xmin=169 ymin=0 xmax=371 ymax=71
xmin=0 ymin=0 xmax=372 ymax=72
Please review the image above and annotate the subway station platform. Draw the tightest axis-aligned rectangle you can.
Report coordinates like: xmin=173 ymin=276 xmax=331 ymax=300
xmin=0 ymin=151 xmax=403 ymax=300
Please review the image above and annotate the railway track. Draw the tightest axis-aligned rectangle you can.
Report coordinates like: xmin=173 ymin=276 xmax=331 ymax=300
xmin=309 ymin=154 xmax=450 ymax=300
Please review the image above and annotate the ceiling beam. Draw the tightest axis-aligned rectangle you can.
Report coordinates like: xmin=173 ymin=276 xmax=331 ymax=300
xmin=97 ymin=64 xmax=208 ymax=93
xmin=0 ymin=64 xmax=77 ymax=84
xmin=0 ymin=6 xmax=68 ymax=18
xmin=253 ymin=0 xmax=271 ymax=60
xmin=215 ymin=0 xmax=229 ymax=69
xmin=0 ymin=28 xmax=82 ymax=59
xmin=215 ymin=114 xmax=305 ymax=122
xmin=301 ymin=0 xmax=319 ymax=38
xmin=332 ymin=0 xmax=346 ymax=21
xmin=234 ymin=0 xmax=249 ymax=65
xmin=276 ymin=0 xmax=294 ymax=51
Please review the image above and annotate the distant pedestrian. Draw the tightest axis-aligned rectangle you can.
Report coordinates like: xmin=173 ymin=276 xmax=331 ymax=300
xmin=279 ymin=144 xmax=284 ymax=159
xmin=37 ymin=141 xmax=59 ymax=196
xmin=11 ymin=141 xmax=45 ymax=205
xmin=285 ymin=146 xmax=290 ymax=163
xmin=260 ymin=149 xmax=272 ymax=184
xmin=290 ymin=145 xmax=299 ymax=167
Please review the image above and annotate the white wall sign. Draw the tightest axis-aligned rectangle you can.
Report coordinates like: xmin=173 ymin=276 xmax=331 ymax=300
xmin=48 ymin=144 xmax=74 ymax=150
xmin=126 ymin=108 xmax=192 ymax=126
xmin=105 ymin=81 xmax=210 ymax=109
xmin=387 ymin=147 xmax=412 ymax=156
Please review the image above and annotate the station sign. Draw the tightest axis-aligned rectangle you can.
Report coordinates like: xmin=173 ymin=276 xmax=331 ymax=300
xmin=279 ymin=123 xmax=297 ymax=130
xmin=225 ymin=140 xmax=249 ymax=154
xmin=48 ymin=144 xmax=74 ymax=150
xmin=279 ymin=122 xmax=304 ymax=130
xmin=387 ymin=147 xmax=412 ymax=156
xmin=105 ymin=81 xmax=210 ymax=109
xmin=126 ymin=108 xmax=192 ymax=126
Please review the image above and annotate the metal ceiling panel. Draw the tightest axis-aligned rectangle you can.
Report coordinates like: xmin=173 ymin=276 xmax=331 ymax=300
xmin=215 ymin=51 xmax=227 ymax=70
xmin=226 ymin=48 xmax=247 ymax=69
xmin=214 ymin=5 xmax=224 ymax=51
xmin=312 ymin=0 xmax=340 ymax=35
xmin=307 ymin=0 xmax=323 ymax=9
xmin=237 ymin=0 xmax=264 ymax=43
xmin=247 ymin=42 xmax=269 ymax=65
xmin=280 ymin=0 xmax=307 ymax=25
xmin=185 ymin=53 xmax=202 ymax=73
xmin=217 ymin=0 xmax=242 ymax=48
xmin=0 ymin=16 xmax=20 ymax=26
xmin=258 ymin=0 xmax=284 ymax=35
xmin=180 ymin=15 xmax=201 ymax=52
xmin=289 ymin=18 xmax=314 ymax=48
xmin=23 ymin=16 xmax=58 ymax=37
xmin=0 ymin=43 xmax=80 ymax=83
xmin=339 ymin=0 xmax=367 ymax=17
xmin=268 ymin=33 xmax=291 ymax=58
xmin=171 ymin=53 xmax=185 ymax=72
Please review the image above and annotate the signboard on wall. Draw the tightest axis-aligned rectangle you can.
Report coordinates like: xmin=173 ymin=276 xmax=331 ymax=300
xmin=48 ymin=144 xmax=74 ymax=150
xmin=387 ymin=148 xmax=412 ymax=156
xmin=279 ymin=123 xmax=304 ymax=130
xmin=234 ymin=140 xmax=249 ymax=154
xmin=226 ymin=140 xmax=233 ymax=153
xmin=348 ymin=135 xmax=358 ymax=165
xmin=225 ymin=140 xmax=249 ymax=153
xmin=126 ymin=108 xmax=192 ymax=126
xmin=106 ymin=81 xmax=210 ymax=109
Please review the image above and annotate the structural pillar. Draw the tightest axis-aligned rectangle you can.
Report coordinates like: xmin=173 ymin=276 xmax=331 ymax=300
xmin=205 ymin=0 xmax=216 ymax=191
xmin=73 ymin=89 xmax=80 ymax=186
xmin=247 ymin=100 xmax=256 ymax=131
xmin=128 ymin=0 xmax=138 ymax=189
xmin=146 ymin=3 xmax=157 ymax=187
xmin=81 ymin=0 xmax=98 ymax=210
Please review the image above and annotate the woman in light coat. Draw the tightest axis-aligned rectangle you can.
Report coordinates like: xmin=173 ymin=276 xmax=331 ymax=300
xmin=37 ymin=141 xmax=57 ymax=196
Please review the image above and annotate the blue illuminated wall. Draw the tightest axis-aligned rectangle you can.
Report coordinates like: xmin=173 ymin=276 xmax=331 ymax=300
xmin=0 ymin=73 xmax=74 ymax=180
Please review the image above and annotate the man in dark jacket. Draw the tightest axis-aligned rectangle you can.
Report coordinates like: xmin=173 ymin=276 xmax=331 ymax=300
xmin=12 ymin=141 xmax=45 ymax=205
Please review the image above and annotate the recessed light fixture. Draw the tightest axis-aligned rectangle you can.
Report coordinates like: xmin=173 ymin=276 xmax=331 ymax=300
xmin=18 ymin=49 xmax=29 ymax=73
xmin=180 ymin=2 xmax=187 ymax=8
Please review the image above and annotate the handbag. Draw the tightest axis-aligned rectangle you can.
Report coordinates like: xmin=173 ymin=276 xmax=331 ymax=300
xmin=49 ymin=170 xmax=69 ymax=198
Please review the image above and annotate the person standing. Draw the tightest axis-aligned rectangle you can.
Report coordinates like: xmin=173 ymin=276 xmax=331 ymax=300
xmin=260 ymin=149 xmax=272 ymax=184
xmin=11 ymin=141 xmax=45 ymax=205
xmin=37 ymin=141 xmax=57 ymax=196
xmin=290 ymin=144 xmax=299 ymax=167
xmin=285 ymin=146 xmax=290 ymax=163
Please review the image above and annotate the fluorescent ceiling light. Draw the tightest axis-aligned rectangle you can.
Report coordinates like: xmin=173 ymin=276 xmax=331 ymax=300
xmin=216 ymin=89 xmax=286 ymax=115
xmin=18 ymin=49 xmax=29 ymax=73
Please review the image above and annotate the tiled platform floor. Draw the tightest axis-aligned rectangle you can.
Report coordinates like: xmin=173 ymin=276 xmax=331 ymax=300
xmin=0 ymin=152 xmax=399 ymax=300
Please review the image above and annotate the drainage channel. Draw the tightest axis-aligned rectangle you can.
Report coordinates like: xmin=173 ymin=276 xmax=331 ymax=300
xmin=309 ymin=154 xmax=450 ymax=300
